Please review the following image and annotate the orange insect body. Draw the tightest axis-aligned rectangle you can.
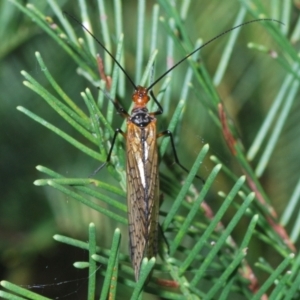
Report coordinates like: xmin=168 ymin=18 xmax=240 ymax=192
xmin=94 ymin=86 xmax=165 ymax=281
xmin=125 ymin=86 xmax=160 ymax=280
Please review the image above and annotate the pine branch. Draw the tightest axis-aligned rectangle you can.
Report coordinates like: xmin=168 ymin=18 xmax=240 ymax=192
xmin=2 ymin=0 xmax=300 ymax=299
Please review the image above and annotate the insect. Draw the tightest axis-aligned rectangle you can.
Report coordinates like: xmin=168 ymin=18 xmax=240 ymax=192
xmin=65 ymin=13 xmax=280 ymax=281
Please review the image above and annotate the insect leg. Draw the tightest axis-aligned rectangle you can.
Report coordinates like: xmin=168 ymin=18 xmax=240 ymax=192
xmin=90 ymin=128 xmax=126 ymax=176
xmin=98 ymin=86 xmax=130 ymax=118
xmin=157 ymin=130 xmax=204 ymax=183
xmin=149 ymin=90 xmax=163 ymax=115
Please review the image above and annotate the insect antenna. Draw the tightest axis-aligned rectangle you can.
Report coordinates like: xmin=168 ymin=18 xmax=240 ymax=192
xmin=146 ymin=18 xmax=283 ymax=91
xmin=63 ymin=11 xmax=137 ymax=90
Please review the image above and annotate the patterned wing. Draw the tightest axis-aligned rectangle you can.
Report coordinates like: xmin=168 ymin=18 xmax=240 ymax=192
xmin=126 ymin=121 xmax=159 ymax=281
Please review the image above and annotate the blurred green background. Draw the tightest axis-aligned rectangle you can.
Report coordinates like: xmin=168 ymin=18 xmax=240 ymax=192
xmin=1 ymin=0 xmax=299 ymax=298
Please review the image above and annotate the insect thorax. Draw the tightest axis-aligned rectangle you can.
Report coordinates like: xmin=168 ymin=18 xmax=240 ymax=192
xmin=130 ymin=107 xmax=154 ymax=127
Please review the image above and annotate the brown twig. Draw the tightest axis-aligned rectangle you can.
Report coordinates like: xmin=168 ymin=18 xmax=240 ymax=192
xmin=97 ymin=54 xmax=112 ymax=90
xmin=218 ymin=102 xmax=237 ymax=155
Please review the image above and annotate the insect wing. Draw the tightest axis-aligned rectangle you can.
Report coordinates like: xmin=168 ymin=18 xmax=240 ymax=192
xmin=126 ymin=120 xmax=159 ymax=281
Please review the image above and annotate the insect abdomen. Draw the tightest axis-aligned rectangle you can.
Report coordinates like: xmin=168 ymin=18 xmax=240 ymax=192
xmin=126 ymin=120 xmax=159 ymax=281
